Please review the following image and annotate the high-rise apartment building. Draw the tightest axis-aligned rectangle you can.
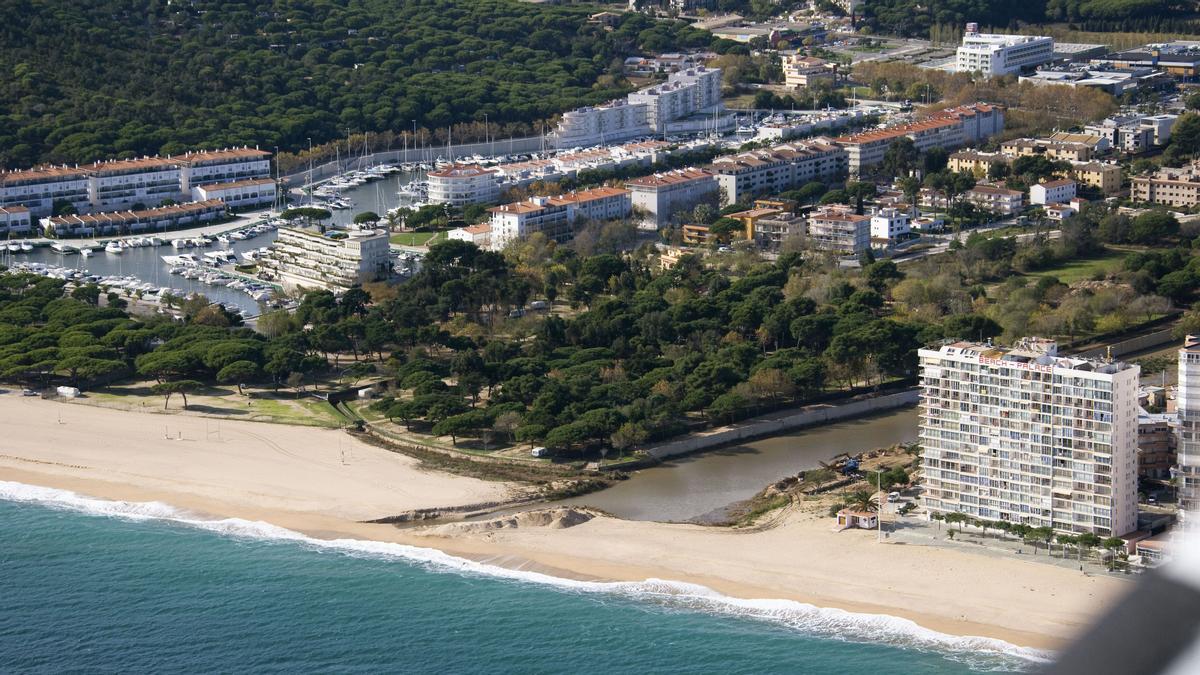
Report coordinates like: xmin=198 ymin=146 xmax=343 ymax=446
xmin=919 ymin=338 xmax=1140 ymax=537
xmin=1176 ymin=336 xmax=1200 ymax=520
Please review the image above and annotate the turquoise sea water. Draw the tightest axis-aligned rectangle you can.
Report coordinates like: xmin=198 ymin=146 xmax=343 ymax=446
xmin=0 ymin=483 xmax=1043 ymax=674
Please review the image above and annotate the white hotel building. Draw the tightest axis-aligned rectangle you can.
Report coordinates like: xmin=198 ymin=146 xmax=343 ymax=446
xmin=956 ymin=27 xmax=1054 ymax=76
xmin=919 ymin=338 xmax=1140 ymax=537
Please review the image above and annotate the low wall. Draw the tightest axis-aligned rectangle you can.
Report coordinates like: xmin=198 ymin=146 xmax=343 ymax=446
xmin=644 ymin=389 xmax=920 ymax=461
xmin=280 ymin=135 xmax=548 ymax=186
xmin=1074 ymin=328 xmax=1177 ymax=360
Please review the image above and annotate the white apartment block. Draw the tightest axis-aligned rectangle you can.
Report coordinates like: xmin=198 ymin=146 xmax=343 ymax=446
xmin=488 ymin=187 xmax=631 ymax=250
xmin=553 ymin=67 xmax=722 ymax=148
xmin=0 ymin=167 xmax=93 ymax=217
xmin=0 ymin=147 xmax=272 ymax=218
xmin=1030 ymin=178 xmax=1077 ymax=206
xmin=426 ymin=164 xmax=500 ymax=206
xmin=191 ymin=178 xmax=277 ymax=209
xmin=259 ymin=227 xmax=391 ymax=291
xmin=626 ymin=66 xmax=723 ymax=132
xmin=956 ymin=28 xmax=1054 ymax=76
xmin=554 ymin=101 xmax=652 ymax=149
xmin=177 ymin=148 xmax=272 ymax=190
xmin=869 ymin=207 xmax=910 ymax=241
xmin=1177 ymin=336 xmax=1200 ymax=520
xmin=836 ymin=103 xmax=1004 ymax=174
xmin=919 ymin=338 xmax=1140 ymax=537
xmin=626 ymin=168 xmax=719 ymax=227
xmin=0 ymin=206 xmax=33 ymax=236
xmin=707 ymin=139 xmax=848 ymax=204
xmin=806 ymin=206 xmax=871 ymax=255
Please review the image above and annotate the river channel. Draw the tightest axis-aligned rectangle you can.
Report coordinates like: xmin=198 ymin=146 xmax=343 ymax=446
xmin=561 ymin=407 xmax=920 ymax=522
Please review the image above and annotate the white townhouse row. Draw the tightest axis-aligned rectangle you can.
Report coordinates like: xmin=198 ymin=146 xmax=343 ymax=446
xmin=487 ymin=187 xmax=631 ymax=251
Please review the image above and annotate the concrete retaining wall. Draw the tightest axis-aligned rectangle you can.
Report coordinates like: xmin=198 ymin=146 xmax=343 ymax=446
xmin=1074 ymin=328 xmax=1177 ymax=360
xmin=644 ymin=389 xmax=920 ymax=461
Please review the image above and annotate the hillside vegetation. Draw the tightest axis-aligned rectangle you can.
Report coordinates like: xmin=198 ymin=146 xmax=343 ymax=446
xmin=0 ymin=0 xmax=715 ymax=168
xmin=862 ymin=0 xmax=1200 ymax=36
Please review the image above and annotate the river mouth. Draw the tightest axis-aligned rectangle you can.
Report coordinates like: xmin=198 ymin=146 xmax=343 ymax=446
xmin=556 ymin=407 xmax=920 ymax=523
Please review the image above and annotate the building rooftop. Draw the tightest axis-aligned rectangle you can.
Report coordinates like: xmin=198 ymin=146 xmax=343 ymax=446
xmin=929 ymin=337 xmax=1137 ymax=374
xmin=0 ymin=165 xmax=94 ymax=185
xmin=626 ymin=168 xmax=713 ymax=188
xmin=200 ymin=177 xmax=276 ymax=190
xmin=1038 ymin=178 xmax=1076 ymax=188
xmin=427 ymin=163 xmax=496 ymax=179
xmin=177 ymin=147 xmax=271 ymax=165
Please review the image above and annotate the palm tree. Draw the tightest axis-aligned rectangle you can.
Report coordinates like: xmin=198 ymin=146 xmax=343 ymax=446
xmin=846 ymin=489 xmax=877 ymax=513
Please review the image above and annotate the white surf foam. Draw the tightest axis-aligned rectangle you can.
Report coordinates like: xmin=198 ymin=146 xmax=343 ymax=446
xmin=0 ymin=480 xmax=1051 ymax=670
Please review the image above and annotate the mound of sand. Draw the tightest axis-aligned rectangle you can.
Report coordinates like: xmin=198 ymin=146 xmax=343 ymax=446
xmin=423 ymin=507 xmax=596 ymax=536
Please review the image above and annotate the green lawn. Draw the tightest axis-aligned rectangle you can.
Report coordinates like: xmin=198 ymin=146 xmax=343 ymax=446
xmin=1024 ymin=247 xmax=1129 ymax=285
xmin=390 ymin=231 xmax=448 ymax=247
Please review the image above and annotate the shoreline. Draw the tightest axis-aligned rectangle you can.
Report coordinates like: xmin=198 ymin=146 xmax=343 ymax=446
xmin=0 ymin=467 xmax=1056 ymax=661
xmin=1 ymin=461 xmax=1101 ymax=655
xmin=0 ymin=396 xmax=1130 ymax=655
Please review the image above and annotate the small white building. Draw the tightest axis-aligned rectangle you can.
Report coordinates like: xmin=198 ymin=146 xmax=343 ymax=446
xmin=191 ymin=178 xmax=277 ymax=209
xmin=1030 ymin=178 xmax=1077 ymax=206
xmin=835 ymin=509 xmax=878 ymax=530
xmin=426 ymin=164 xmax=500 ymax=206
xmin=869 ymin=207 xmax=911 ymax=241
xmin=447 ymin=223 xmax=493 ymax=249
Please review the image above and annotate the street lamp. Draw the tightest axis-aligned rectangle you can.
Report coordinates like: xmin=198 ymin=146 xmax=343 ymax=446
xmin=877 ymin=466 xmax=884 ymax=543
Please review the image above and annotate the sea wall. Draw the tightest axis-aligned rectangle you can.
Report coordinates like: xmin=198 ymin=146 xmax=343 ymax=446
xmin=643 ymin=389 xmax=919 ymax=461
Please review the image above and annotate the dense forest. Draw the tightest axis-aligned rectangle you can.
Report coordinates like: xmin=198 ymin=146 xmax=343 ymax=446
xmin=860 ymin=0 xmax=1200 ymax=36
xmin=0 ymin=0 xmax=717 ymax=169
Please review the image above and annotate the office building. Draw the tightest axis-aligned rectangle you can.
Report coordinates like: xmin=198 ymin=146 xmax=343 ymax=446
xmin=956 ymin=26 xmax=1054 ymax=76
xmin=426 ymin=164 xmax=500 ymax=206
xmin=259 ymin=227 xmax=391 ymax=291
xmin=919 ymin=338 xmax=1140 ymax=537
xmin=1091 ymin=43 xmax=1200 ymax=80
xmin=626 ymin=168 xmax=719 ymax=226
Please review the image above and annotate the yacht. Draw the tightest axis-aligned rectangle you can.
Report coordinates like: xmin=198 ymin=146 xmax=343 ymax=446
xmin=6 ymin=242 xmax=19 ymax=253
xmin=50 ymin=242 xmax=75 ymax=255
xmin=104 ymin=241 xmax=124 ymax=254
xmin=171 ymin=239 xmax=189 ymax=249
xmin=79 ymin=247 xmax=94 ymax=257
xmin=18 ymin=241 xmax=33 ymax=252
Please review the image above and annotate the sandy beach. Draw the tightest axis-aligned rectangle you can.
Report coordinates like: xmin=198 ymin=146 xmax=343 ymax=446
xmin=0 ymin=395 xmax=1130 ymax=652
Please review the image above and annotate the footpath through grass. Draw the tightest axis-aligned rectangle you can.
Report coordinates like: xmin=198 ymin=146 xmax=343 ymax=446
xmin=390 ymin=231 xmax=448 ymax=247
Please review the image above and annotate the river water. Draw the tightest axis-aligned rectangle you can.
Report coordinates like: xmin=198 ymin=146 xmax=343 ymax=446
xmin=564 ymin=408 xmax=920 ymax=522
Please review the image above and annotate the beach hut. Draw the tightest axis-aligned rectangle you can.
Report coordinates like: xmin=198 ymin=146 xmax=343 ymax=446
xmin=835 ymin=509 xmax=878 ymax=531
